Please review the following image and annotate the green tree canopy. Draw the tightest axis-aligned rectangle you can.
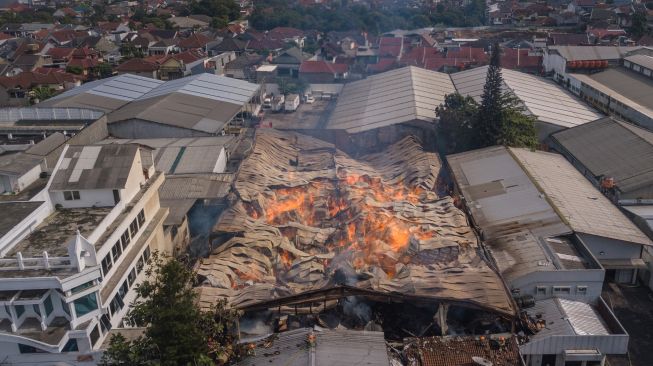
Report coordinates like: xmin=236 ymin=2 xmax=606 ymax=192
xmin=102 ymin=254 xmax=243 ymax=365
xmin=435 ymin=43 xmax=537 ymax=153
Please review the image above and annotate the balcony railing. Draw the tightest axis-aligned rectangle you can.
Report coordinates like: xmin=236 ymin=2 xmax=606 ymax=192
xmin=0 ymin=252 xmax=73 ymax=271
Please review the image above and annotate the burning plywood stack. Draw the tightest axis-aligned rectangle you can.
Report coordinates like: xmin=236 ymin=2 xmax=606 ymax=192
xmin=196 ymin=130 xmax=514 ymax=316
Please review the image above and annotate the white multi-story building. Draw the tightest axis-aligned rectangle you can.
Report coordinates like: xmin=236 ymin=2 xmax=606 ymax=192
xmin=0 ymin=143 xmax=170 ymax=364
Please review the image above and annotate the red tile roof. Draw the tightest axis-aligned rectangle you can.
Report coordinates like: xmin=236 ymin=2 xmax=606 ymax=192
xmin=0 ymin=71 xmax=79 ymax=89
xmin=46 ymin=47 xmax=76 ymax=60
xmin=367 ymin=58 xmax=397 ymax=73
xmin=177 ymin=33 xmax=212 ymax=49
xmin=267 ymin=27 xmax=305 ymax=40
xmin=378 ymin=37 xmax=403 ymax=58
xmin=299 ymin=60 xmax=348 ymax=74
xmin=500 ymin=48 xmax=541 ymax=69
xmin=116 ymin=58 xmax=159 ymax=72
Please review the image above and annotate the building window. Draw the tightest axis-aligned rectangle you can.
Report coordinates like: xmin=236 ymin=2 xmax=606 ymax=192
xmin=577 ymin=286 xmax=588 ymax=295
xmin=118 ymin=281 xmax=129 ymax=300
xmin=553 ymin=286 xmax=571 ymax=295
xmin=137 ymin=210 xmax=145 ymax=227
xmin=100 ymin=314 xmax=112 ymax=333
xmin=62 ymin=339 xmax=78 ymax=352
xmin=73 ymin=293 xmax=98 ymax=317
xmin=112 ymin=242 xmax=122 ymax=262
xmin=143 ymin=246 xmax=151 ymax=262
xmin=60 ymin=298 xmax=70 ymax=315
xmin=102 ymin=255 xmax=113 ymax=277
xmin=536 ymin=286 xmax=547 ymax=296
xmin=128 ymin=268 xmax=137 ymax=287
xmin=121 ymin=230 xmax=131 ymax=250
xmin=33 ymin=304 xmax=41 ymax=316
xmin=18 ymin=344 xmax=47 ymax=354
xmin=44 ymin=295 xmax=53 ymax=317
xmin=15 ymin=304 xmax=25 ymax=318
xmin=63 ymin=191 xmax=81 ymax=201
xmin=130 ymin=218 xmax=139 ymax=237
xmin=71 ymin=281 xmax=94 ymax=295
xmin=137 ymin=256 xmax=145 ymax=273
xmin=109 ymin=296 xmax=124 ymax=317
xmin=90 ymin=325 xmax=100 ymax=347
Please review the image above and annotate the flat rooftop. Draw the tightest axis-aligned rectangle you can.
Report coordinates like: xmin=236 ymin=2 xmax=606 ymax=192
xmin=6 ymin=207 xmax=112 ymax=257
xmin=0 ymin=201 xmax=44 ymax=238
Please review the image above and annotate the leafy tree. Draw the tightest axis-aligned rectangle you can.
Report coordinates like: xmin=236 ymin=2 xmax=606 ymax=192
xmin=66 ymin=65 xmax=84 ymax=75
xmin=435 ymin=93 xmax=478 ymax=153
xmin=630 ymin=11 xmax=649 ymax=38
xmin=29 ymin=86 xmax=55 ymax=104
xmin=97 ymin=63 xmax=114 ymax=79
xmin=436 ymin=43 xmax=537 ymax=152
xmin=102 ymin=253 xmax=243 ymax=366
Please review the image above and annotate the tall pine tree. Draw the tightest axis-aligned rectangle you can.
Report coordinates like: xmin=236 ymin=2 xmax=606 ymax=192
xmin=474 ymin=42 xmax=504 ymax=148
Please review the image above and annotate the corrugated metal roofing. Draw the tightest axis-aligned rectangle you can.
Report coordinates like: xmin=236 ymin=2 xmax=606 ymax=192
xmin=510 ymin=148 xmax=653 ymax=246
xmin=99 ymin=136 xmax=234 ymax=174
xmin=136 ymin=73 xmax=260 ymax=105
xmin=0 ymin=107 xmax=104 ymax=122
xmin=158 ymin=173 xmax=233 ymax=200
xmin=237 ymin=328 xmax=390 ymax=366
xmin=24 ymin=132 xmax=67 ymax=157
xmin=551 ymin=117 xmax=653 ymax=194
xmin=625 ymin=54 xmax=653 ymax=70
xmin=559 ymin=298 xmax=610 ymax=335
xmin=40 ymin=74 xmax=163 ymax=112
xmin=548 ymin=46 xmax=643 ymax=61
xmin=326 ymin=66 xmax=456 ymax=133
xmin=49 ymin=144 xmax=139 ymax=191
xmin=571 ymin=68 xmax=653 ymax=114
xmin=451 ymin=66 xmax=602 ymax=128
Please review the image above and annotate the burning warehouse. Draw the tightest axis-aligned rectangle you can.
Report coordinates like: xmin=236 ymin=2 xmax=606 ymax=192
xmin=195 ymin=129 xmax=516 ymax=342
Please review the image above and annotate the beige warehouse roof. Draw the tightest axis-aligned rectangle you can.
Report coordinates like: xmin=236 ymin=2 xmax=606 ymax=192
xmin=548 ymin=45 xmax=643 ymax=61
xmin=99 ymin=136 xmax=236 ymax=175
xmin=452 ymin=66 xmax=602 ymax=128
xmin=107 ymin=73 xmax=260 ymax=134
xmin=326 ymin=66 xmax=456 ymax=133
xmin=41 ymin=74 xmax=164 ymax=112
xmin=511 ymin=147 xmax=653 ymax=246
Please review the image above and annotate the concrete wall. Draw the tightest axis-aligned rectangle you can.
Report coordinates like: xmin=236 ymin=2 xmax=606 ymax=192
xmin=50 ymin=189 xmax=117 ymax=209
xmin=510 ymin=269 xmax=605 ymax=302
xmin=108 ymin=119 xmax=212 ymax=139
xmin=578 ymin=233 xmax=642 ymax=260
xmin=0 ymin=200 xmax=51 ymax=256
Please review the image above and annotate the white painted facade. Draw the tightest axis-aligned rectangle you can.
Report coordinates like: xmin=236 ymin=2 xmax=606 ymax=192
xmin=0 ymin=144 xmax=171 ymax=364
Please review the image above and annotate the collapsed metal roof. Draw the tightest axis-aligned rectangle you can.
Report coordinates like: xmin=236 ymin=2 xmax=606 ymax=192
xmin=196 ymin=130 xmax=515 ymax=316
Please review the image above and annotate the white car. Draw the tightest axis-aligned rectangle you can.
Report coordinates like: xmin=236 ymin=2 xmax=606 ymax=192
xmin=306 ymin=95 xmax=315 ymax=104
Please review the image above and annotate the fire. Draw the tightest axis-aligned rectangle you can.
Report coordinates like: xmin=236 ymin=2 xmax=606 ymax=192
xmin=254 ymin=170 xmax=437 ymax=281
xmin=279 ymin=250 xmax=294 ymax=269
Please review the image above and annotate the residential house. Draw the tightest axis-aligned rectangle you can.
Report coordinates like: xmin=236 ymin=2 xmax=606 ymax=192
xmin=66 ymin=47 xmax=101 ymax=78
xmin=0 ymin=71 xmax=80 ymax=106
xmin=299 ymin=60 xmax=349 ymax=83
xmin=224 ymin=53 xmax=264 ymax=81
xmin=207 ymin=37 xmax=248 ymax=57
xmin=266 ymin=27 xmax=305 ymax=48
xmin=191 ymin=51 xmax=237 ymax=76
xmin=177 ymin=33 xmax=212 ymax=51
xmin=169 ymin=16 xmax=210 ymax=30
xmin=115 ymin=58 xmax=160 ymax=79
xmin=271 ymin=47 xmax=311 ymax=78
